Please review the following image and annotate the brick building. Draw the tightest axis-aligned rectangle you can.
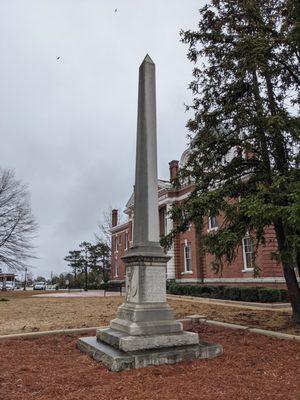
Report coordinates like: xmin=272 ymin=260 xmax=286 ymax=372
xmin=110 ymin=149 xmax=288 ymax=288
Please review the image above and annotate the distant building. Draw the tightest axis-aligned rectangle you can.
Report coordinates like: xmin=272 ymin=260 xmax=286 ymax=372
xmin=0 ymin=266 xmax=16 ymax=290
xmin=110 ymin=149 xmax=288 ymax=288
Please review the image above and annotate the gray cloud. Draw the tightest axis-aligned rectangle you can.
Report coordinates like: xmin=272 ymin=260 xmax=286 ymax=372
xmin=0 ymin=0 xmax=203 ymax=278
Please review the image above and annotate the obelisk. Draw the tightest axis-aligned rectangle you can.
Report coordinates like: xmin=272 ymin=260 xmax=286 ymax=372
xmin=109 ymin=54 xmax=182 ymax=336
xmin=77 ymin=55 xmax=222 ymax=371
xmin=131 ymin=55 xmax=162 ymax=255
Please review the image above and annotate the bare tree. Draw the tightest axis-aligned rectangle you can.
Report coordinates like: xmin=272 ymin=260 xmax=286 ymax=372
xmin=0 ymin=169 xmax=37 ymax=271
xmin=95 ymin=206 xmax=125 ymax=247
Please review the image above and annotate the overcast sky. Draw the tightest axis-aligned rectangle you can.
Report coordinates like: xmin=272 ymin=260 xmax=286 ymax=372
xmin=0 ymin=0 xmax=203 ymax=279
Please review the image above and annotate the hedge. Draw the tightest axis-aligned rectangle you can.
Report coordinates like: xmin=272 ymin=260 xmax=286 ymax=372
xmin=223 ymin=286 xmax=241 ymax=301
xmin=99 ymin=283 xmax=110 ymax=291
xmin=258 ymin=288 xmax=281 ymax=303
xmin=240 ymin=287 xmax=259 ymax=302
xmin=167 ymin=283 xmax=289 ymax=303
xmin=279 ymin=289 xmax=289 ymax=302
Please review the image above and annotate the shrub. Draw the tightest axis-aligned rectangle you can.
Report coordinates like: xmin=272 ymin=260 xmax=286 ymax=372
xmin=258 ymin=288 xmax=281 ymax=303
xmin=166 ymin=279 xmax=176 ymax=292
xmin=87 ymin=283 xmax=101 ymax=290
xmin=166 ymin=283 xmax=286 ymax=303
xmin=240 ymin=286 xmax=259 ymax=302
xmin=200 ymin=285 xmax=224 ymax=298
xmin=201 ymin=285 xmax=214 ymax=295
xmin=100 ymin=283 xmax=110 ymax=291
xmin=227 ymin=286 xmax=241 ymax=301
xmin=169 ymin=283 xmax=186 ymax=295
xmin=279 ymin=289 xmax=289 ymax=302
xmin=168 ymin=284 xmax=224 ymax=299
xmin=213 ymin=285 xmax=225 ymax=299
xmin=0 ymin=298 xmax=9 ymax=302
xmin=223 ymin=286 xmax=231 ymax=299
xmin=184 ymin=285 xmax=198 ymax=296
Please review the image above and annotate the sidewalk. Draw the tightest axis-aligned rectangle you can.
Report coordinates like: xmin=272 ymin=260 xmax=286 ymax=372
xmin=33 ymin=290 xmax=124 ymax=298
xmin=167 ymin=294 xmax=291 ymax=311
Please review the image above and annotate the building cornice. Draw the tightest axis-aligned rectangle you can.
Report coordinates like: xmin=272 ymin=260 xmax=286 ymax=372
xmin=110 ymin=221 xmax=130 ymax=234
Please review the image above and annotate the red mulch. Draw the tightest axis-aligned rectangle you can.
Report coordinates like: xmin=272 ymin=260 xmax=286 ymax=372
xmin=1 ymin=325 xmax=299 ymax=400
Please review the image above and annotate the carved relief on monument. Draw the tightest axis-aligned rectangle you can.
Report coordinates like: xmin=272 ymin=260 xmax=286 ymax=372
xmin=125 ymin=266 xmax=138 ymax=302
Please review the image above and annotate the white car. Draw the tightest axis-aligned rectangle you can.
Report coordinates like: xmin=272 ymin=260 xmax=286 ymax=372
xmin=33 ymin=282 xmax=46 ymax=290
xmin=0 ymin=281 xmax=15 ymax=291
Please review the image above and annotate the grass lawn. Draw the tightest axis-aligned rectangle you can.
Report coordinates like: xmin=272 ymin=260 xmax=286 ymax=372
xmin=0 ymin=291 xmax=299 ymax=336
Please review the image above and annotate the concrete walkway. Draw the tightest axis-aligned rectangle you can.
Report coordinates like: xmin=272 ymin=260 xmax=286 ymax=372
xmin=33 ymin=290 xmax=124 ymax=298
xmin=167 ymin=294 xmax=291 ymax=312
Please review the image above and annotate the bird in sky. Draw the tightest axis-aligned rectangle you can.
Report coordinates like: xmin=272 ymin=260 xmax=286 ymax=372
xmin=114 ymin=8 xmax=117 ymax=12
xmin=57 ymin=56 xmax=60 ymax=60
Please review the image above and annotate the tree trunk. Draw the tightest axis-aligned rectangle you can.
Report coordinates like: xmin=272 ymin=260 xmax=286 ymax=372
xmin=84 ymin=265 xmax=88 ymax=292
xmin=274 ymin=220 xmax=300 ymax=323
xmin=282 ymin=261 xmax=300 ymax=324
xmin=297 ymin=250 xmax=300 ymax=278
xmin=74 ymin=268 xmax=77 ymax=287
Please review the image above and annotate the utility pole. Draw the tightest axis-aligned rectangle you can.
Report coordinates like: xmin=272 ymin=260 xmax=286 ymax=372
xmin=23 ymin=267 xmax=27 ymax=291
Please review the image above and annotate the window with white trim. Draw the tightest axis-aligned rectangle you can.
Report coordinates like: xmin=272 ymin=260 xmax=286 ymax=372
xmin=125 ymin=232 xmax=128 ymax=250
xmin=183 ymin=240 xmax=192 ymax=272
xmin=208 ymin=213 xmax=218 ymax=230
xmin=115 ymin=236 xmax=118 ymax=253
xmin=164 ymin=210 xmax=168 ymax=234
xmin=115 ymin=262 xmax=119 ymax=277
xmin=242 ymin=234 xmax=254 ymax=270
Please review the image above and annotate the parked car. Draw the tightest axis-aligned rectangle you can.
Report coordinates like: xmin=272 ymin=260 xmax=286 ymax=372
xmin=0 ymin=281 xmax=15 ymax=290
xmin=33 ymin=281 xmax=46 ymax=290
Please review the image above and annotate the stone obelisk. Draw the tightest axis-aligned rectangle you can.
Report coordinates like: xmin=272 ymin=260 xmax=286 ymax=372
xmin=77 ymin=55 xmax=222 ymax=371
xmin=132 ymin=54 xmax=162 ymax=255
xmin=108 ymin=54 xmax=183 ymax=337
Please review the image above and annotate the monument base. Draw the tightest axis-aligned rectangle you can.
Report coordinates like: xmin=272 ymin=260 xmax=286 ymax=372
xmin=96 ymin=327 xmax=199 ymax=351
xmin=77 ymin=328 xmax=223 ymax=372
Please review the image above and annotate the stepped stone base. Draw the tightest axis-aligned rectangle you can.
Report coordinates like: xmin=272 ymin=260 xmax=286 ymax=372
xmin=77 ymin=329 xmax=223 ymax=371
xmin=96 ymin=327 xmax=199 ymax=352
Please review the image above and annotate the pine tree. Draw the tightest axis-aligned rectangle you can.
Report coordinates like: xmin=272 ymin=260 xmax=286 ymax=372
xmin=162 ymin=0 xmax=300 ymax=322
xmin=79 ymin=241 xmax=92 ymax=291
xmin=89 ymin=242 xmax=111 ymax=283
xmin=64 ymin=250 xmax=82 ymax=285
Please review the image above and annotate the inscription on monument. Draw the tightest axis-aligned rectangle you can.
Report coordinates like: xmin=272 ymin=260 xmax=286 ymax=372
xmin=142 ymin=266 xmax=166 ymax=302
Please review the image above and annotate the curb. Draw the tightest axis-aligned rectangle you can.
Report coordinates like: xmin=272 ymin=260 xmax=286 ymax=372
xmin=184 ymin=315 xmax=300 ymax=342
xmin=0 ymin=327 xmax=98 ymax=341
xmin=0 ymin=317 xmax=299 ymax=343
xmin=247 ymin=327 xmax=300 ymax=341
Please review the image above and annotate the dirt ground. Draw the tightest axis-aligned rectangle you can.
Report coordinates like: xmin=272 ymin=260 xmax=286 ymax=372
xmin=0 ymin=292 xmax=299 ymax=336
xmin=1 ymin=325 xmax=299 ymax=400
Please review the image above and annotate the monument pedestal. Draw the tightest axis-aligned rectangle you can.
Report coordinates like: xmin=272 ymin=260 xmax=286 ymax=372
xmin=110 ymin=254 xmax=182 ymax=336
xmin=77 ymin=254 xmax=223 ymax=371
